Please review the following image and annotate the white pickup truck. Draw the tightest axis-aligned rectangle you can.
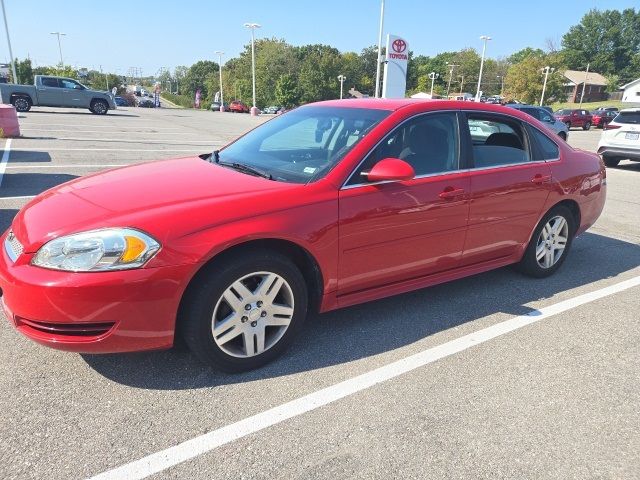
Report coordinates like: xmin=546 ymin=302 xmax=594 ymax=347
xmin=0 ymin=75 xmax=116 ymax=114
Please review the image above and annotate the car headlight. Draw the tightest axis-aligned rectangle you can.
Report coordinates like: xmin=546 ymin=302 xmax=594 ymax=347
xmin=31 ymin=228 xmax=160 ymax=272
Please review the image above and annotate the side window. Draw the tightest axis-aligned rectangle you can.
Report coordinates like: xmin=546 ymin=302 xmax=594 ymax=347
xmin=538 ymin=109 xmax=554 ymax=123
xmin=347 ymin=112 xmax=459 ymax=184
xmin=40 ymin=77 xmax=59 ymax=88
xmin=521 ymin=108 xmax=539 ymax=120
xmin=60 ymin=79 xmax=78 ymax=89
xmin=467 ymin=114 xmax=530 ymax=168
xmin=528 ymin=126 xmax=560 ymax=160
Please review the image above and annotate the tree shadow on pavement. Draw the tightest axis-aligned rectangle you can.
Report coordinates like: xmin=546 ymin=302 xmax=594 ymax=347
xmin=82 ymin=231 xmax=640 ymax=390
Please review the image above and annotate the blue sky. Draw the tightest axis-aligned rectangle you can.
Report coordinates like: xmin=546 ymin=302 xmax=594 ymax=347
xmin=1 ymin=0 xmax=636 ymax=75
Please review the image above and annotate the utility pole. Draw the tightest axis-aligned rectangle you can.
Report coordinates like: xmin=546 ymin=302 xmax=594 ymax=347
xmin=539 ymin=66 xmax=555 ymax=106
xmin=496 ymin=75 xmax=505 ymax=96
xmin=446 ymin=63 xmax=459 ymax=98
xmin=244 ymin=22 xmax=261 ymax=115
xmin=50 ymin=31 xmax=66 ymax=66
xmin=215 ymin=51 xmax=224 ymax=111
xmin=578 ymin=63 xmax=589 ymax=107
xmin=374 ymin=0 xmax=385 ymax=98
xmin=1 ymin=0 xmax=17 ymax=84
xmin=459 ymin=75 xmax=465 ymax=95
xmin=428 ymin=72 xmax=439 ymax=97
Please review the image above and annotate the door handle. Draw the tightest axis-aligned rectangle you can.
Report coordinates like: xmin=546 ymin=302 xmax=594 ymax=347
xmin=439 ymin=187 xmax=465 ymax=199
xmin=531 ymin=174 xmax=552 ymax=184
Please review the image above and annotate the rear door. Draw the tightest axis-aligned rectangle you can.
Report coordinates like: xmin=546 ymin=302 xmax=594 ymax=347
xmin=460 ymin=111 xmax=553 ymax=266
xmin=35 ymin=77 xmax=63 ymax=106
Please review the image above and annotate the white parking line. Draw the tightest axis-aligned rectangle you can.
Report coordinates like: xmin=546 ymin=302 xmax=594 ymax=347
xmin=32 ymin=137 xmax=219 ymax=145
xmin=0 ymin=195 xmax=35 ymax=201
xmin=4 ymin=164 xmax=129 ymax=170
xmin=86 ymin=275 xmax=640 ymax=480
xmin=21 ymin=128 xmax=203 ymax=135
xmin=0 ymin=139 xmax=12 ymax=187
xmin=19 ymin=124 xmax=184 ymax=130
xmin=12 ymin=148 xmax=206 ymax=152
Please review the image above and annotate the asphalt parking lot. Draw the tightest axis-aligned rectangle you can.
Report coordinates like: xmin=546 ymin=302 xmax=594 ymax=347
xmin=1 ymin=107 xmax=639 ymax=480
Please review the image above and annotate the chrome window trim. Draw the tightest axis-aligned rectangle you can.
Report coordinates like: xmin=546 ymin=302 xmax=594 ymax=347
xmin=341 ymin=109 xmax=461 ymax=189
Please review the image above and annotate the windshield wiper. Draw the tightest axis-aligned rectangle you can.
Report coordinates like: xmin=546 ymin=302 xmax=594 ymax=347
xmin=212 ymin=150 xmax=220 ymax=163
xmin=218 ymin=161 xmax=273 ymax=180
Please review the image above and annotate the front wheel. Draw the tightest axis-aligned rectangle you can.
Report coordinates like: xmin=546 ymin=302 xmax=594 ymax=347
xmin=179 ymin=250 xmax=308 ymax=372
xmin=517 ymin=205 xmax=575 ymax=278
xmin=565 ymin=122 xmax=572 ymax=130
xmin=558 ymin=131 xmax=567 ymax=141
xmin=583 ymin=121 xmax=591 ymax=130
xmin=90 ymin=100 xmax=109 ymax=115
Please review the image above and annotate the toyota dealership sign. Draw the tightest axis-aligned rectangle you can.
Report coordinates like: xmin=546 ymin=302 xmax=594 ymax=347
xmin=382 ymin=34 xmax=409 ymax=98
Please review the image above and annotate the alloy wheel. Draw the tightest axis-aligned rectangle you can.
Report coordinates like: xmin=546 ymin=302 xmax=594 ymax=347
xmin=211 ymin=271 xmax=294 ymax=358
xmin=535 ymin=216 xmax=569 ymax=269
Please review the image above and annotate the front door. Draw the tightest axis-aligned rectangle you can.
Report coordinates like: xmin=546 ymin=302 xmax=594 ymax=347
xmin=338 ymin=111 xmax=470 ymax=295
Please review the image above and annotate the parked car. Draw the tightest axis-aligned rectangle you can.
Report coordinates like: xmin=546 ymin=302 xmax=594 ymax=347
xmin=263 ymin=105 xmax=283 ymax=114
xmin=210 ymin=101 xmax=227 ymax=111
xmin=591 ymin=110 xmax=617 ymax=128
xmin=593 ymin=106 xmax=619 ymax=113
xmin=0 ymin=100 xmax=606 ymax=372
xmin=114 ymin=96 xmax=129 ymax=107
xmin=137 ymin=97 xmax=155 ymax=108
xmin=0 ymin=75 xmax=116 ymax=114
xmin=229 ymin=100 xmax=250 ymax=113
xmin=507 ymin=104 xmax=569 ymax=140
xmin=597 ymin=108 xmax=640 ymax=166
xmin=554 ymin=109 xmax=593 ymax=130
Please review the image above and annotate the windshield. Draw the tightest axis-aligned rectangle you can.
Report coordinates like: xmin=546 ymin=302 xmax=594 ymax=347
xmin=555 ymin=109 xmax=571 ymax=115
xmin=218 ymin=106 xmax=391 ymax=183
xmin=614 ymin=112 xmax=640 ymax=124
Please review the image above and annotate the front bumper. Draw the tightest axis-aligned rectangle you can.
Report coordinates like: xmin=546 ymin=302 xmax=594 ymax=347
xmin=0 ymin=230 xmax=194 ymax=353
xmin=597 ymin=145 xmax=640 ymax=161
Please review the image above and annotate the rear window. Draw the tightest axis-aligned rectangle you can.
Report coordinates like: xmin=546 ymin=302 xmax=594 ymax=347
xmin=555 ymin=109 xmax=571 ymax=115
xmin=614 ymin=112 xmax=640 ymax=124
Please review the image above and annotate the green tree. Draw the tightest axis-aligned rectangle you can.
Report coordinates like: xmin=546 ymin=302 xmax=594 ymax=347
xmin=504 ymin=54 xmax=566 ymax=104
xmin=11 ymin=58 xmax=34 ymax=84
xmin=181 ymin=60 xmax=218 ymax=104
xmin=507 ymin=47 xmax=545 ymax=65
xmin=274 ymin=74 xmax=298 ymax=107
xmin=561 ymin=8 xmax=640 ymax=83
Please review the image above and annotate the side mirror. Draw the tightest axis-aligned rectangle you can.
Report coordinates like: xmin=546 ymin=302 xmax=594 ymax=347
xmin=364 ymin=158 xmax=415 ymax=183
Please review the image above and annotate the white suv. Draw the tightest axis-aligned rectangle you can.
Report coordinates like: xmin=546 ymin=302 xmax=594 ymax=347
xmin=597 ymin=108 xmax=640 ymax=167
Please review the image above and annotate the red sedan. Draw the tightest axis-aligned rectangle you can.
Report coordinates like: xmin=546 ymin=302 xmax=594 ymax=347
xmin=0 ymin=100 xmax=606 ymax=372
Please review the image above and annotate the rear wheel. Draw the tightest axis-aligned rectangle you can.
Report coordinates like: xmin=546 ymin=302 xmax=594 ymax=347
xmin=603 ymin=156 xmax=620 ymax=167
xmin=517 ymin=205 xmax=575 ymax=278
xmin=583 ymin=121 xmax=591 ymax=130
xmin=179 ymin=250 xmax=308 ymax=372
xmin=90 ymin=99 xmax=108 ymax=115
xmin=11 ymin=95 xmax=31 ymax=112
xmin=558 ymin=131 xmax=567 ymax=141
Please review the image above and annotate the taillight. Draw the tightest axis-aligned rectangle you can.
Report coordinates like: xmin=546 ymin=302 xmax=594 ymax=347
xmin=604 ymin=123 xmax=621 ymax=130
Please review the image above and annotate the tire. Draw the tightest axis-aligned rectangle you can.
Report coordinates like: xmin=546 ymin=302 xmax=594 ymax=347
xmin=179 ymin=250 xmax=308 ymax=372
xmin=603 ymin=156 xmax=620 ymax=167
xmin=516 ymin=205 xmax=576 ymax=278
xmin=11 ymin=95 xmax=31 ymax=112
xmin=565 ymin=122 xmax=571 ymax=130
xmin=558 ymin=131 xmax=567 ymax=141
xmin=90 ymin=99 xmax=109 ymax=115
xmin=582 ymin=121 xmax=591 ymax=131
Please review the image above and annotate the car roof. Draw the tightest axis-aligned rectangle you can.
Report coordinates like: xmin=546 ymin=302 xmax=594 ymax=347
xmin=620 ymin=108 xmax=640 ymax=113
xmin=307 ymin=98 xmax=542 ymax=115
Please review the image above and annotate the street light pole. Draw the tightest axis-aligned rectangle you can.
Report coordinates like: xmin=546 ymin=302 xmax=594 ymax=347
xmin=374 ymin=0 xmax=385 ymax=98
xmin=244 ymin=22 xmax=261 ymax=116
xmin=459 ymin=75 xmax=465 ymax=96
xmin=476 ymin=35 xmax=491 ymax=101
xmin=578 ymin=62 xmax=589 ymax=108
xmin=428 ymin=72 xmax=439 ymax=97
xmin=50 ymin=31 xmax=66 ymax=67
xmin=337 ymin=74 xmax=346 ymax=99
xmin=215 ymin=50 xmax=225 ymax=111
xmin=446 ymin=63 xmax=458 ymax=98
xmin=539 ymin=66 xmax=555 ymax=106
xmin=1 ymin=0 xmax=17 ymax=84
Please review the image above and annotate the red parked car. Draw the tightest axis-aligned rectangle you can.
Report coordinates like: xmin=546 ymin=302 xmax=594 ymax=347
xmin=0 ymin=100 xmax=606 ymax=372
xmin=228 ymin=100 xmax=250 ymax=113
xmin=554 ymin=108 xmax=593 ymax=130
xmin=591 ymin=110 xmax=618 ymax=129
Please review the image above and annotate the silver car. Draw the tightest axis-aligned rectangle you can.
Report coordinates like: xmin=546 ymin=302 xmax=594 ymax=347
xmin=506 ymin=104 xmax=569 ymax=141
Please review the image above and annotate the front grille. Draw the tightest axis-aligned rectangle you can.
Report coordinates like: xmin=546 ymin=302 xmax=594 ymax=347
xmin=4 ymin=231 xmax=23 ymax=262
xmin=16 ymin=317 xmax=116 ymax=337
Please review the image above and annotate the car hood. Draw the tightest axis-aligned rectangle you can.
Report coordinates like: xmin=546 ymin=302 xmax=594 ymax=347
xmin=12 ymin=157 xmax=298 ymax=252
